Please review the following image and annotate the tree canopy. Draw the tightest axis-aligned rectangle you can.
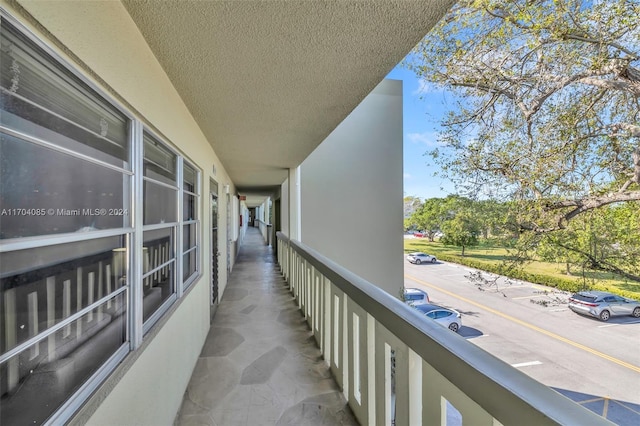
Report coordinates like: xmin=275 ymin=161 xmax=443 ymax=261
xmin=407 ymin=0 xmax=640 ymax=233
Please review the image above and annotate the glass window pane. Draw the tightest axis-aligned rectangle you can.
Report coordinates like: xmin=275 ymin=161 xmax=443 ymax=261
xmin=143 ymin=181 xmax=177 ymax=225
xmin=183 ymin=193 xmax=196 ymax=221
xmin=183 ymin=162 xmax=196 ymax=193
xmin=0 ymin=236 xmax=127 ymax=352
xmin=0 ymin=19 xmax=129 ymax=168
xmin=143 ymin=228 xmax=174 ymax=322
xmin=183 ymin=224 xmax=197 ymax=251
xmin=183 ymin=250 xmax=197 ymax=282
xmin=0 ymin=134 xmax=130 ymax=239
xmin=0 ymin=293 xmax=126 ymax=426
xmin=143 ymin=133 xmax=176 ymax=186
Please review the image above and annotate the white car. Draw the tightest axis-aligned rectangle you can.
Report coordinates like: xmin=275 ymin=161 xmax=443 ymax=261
xmin=406 ymin=252 xmax=437 ymax=264
xmin=414 ymin=304 xmax=462 ymax=332
xmin=403 ymin=288 xmax=430 ymax=305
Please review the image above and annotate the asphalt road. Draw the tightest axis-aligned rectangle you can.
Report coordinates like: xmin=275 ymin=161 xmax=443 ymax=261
xmin=404 ymin=259 xmax=640 ymax=425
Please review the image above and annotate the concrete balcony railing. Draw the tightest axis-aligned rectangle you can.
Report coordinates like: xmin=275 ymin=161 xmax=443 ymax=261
xmin=275 ymin=232 xmax=611 ymax=426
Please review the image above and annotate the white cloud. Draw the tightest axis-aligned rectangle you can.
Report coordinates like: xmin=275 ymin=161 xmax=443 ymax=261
xmin=406 ymin=131 xmax=440 ymax=147
xmin=403 ymin=173 xmax=412 ymax=179
xmin=412 ymin=78 xmax=436 ymax=96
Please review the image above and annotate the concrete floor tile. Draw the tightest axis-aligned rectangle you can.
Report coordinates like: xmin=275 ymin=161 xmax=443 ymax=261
xmin=246 ymin=403 xmax=285 ymax=425
xmin=240 ymin=346 xmax=287 ymax=384
xmin=200 ymin=327 xmax=245 ymax=357
xmin=185 ymin=357 xmax=240 ymax=412
xmin=210 ymin=409 xmax=249 ymax=426
xmin=240 ymin=304 xmax=257 ymax=314
xmin=177 ymin=393 xmax=207 ymax=417
xmin=174 ymin=413 xmax=217 ymax=426
xmin=214 ymin=386 xmax=253 ymax=411
xmin=221 ymin=287 xmax=250 ymax=301
xmin=208 ymin=311 xmax=252 ymax=328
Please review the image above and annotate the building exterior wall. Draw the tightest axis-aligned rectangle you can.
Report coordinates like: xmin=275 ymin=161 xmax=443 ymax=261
xmin=0 ymin=1 xmax=234 ymax=424
xmin=299 ymin=79 xmax=404 ymax=296
xmin=280 ymin=177 xmax=290 ymax=237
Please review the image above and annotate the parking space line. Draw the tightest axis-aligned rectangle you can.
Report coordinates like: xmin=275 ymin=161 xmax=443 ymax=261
xmin=511 ymin=361 xmax=542 ymax=368
xmin=614 ymin=400 xmax=640 ymax=416
xmin=405 ymin=273 xmax=640 ymax=374
xmin=512 ymin=295 xmax=546 ymax=300
xmin=530 ymin=284 xmax=548 ymax=290
xmin=596 ymin=320 xmax=640 ymax=328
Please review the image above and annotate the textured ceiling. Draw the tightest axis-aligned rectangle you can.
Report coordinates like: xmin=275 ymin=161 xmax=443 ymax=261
xmin=122 ymin=0 xmax=453 ymax=205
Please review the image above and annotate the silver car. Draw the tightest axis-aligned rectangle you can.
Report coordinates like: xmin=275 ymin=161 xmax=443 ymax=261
xmin=403 ymin=288 xmax=430 ymax=306
xmin=568 ymin=291 xmax=640 ymax=321
xmin=406 ymin=252 xmax=437 ymax=264
xmin=414 ymin=303 xmax=462 ymax=332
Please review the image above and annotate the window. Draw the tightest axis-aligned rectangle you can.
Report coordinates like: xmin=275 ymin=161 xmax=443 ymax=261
xmin=1 ymin=17 xmax=131 ymax=425
xmin=182 ymin=161 xmax=199 ymax=286
xmin=143 ymin=132 xmax=177 ymax=225
xmin=1 ymin=132 xmax=130 ymax=238
xmin=141 ymin=131 xmax=178 ymax=324
xmin=0 ymin=15 xmax=201 ymax=425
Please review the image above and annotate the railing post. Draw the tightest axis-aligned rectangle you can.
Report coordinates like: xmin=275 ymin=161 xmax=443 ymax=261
xmin=47 ymin=276 xmax=57 ymax=361
xmin=345 ymin=303 xmax=371 ymax=425
xmin=4 ymin=288 xmax=18 ymax=392
xmin=408 ymin=349 xmax=422 ymax=425
xmin=367 ymin=313 xmax=376 ymax=426
xmin=342 ymin=293 xmax=349 ymax=400
xmin=329 ymin=285 xmax=344 ymax=390
xmin=323 ymin=277 xmax=331 ymax=366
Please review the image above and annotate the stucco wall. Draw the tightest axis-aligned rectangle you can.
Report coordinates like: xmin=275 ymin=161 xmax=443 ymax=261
xmin=2 ymin=1 xmax=230 ymax=424
xmin=299 ymin=79 xmax=404 ymax=296
xmin=280 ymin=177 xmax=290 ymax=237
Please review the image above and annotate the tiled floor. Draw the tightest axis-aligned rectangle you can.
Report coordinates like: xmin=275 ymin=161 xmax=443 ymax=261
xmin=175 ymin=227 xmax=358 ymax=426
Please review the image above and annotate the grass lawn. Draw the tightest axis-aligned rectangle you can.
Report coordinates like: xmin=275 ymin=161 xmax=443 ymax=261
xmin=404 ymin=238 xmax=640 ymax=299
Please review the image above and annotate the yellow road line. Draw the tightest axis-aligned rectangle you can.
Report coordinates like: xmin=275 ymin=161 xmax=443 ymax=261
xmin=405 ymin=274 xmax=640 ymax=374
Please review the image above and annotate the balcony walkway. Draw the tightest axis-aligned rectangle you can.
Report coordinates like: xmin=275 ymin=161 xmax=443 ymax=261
xmin=175 ymin=227 xmax=358 ymax=426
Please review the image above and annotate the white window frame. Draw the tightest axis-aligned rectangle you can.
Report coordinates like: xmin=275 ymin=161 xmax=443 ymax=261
xmin=0 ymin=10 xmax=203 ymax=424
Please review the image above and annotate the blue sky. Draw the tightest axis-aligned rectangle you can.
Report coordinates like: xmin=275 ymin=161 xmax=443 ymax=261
xmin=385 ymin=64 xmax=456 ymax=201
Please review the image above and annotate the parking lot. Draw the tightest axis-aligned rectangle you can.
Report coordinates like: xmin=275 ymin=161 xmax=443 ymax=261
xmin=405 ymin=259 xmax=640 ymax=425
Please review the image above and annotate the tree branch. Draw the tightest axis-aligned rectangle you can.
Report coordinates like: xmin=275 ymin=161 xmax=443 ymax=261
xmin=525 ymin=191 xmax=640 ymax=233
xmin=578 ymin=77 xmax=640 ymax=97
xmin=552 ymin=241 xmax=640 ymax=283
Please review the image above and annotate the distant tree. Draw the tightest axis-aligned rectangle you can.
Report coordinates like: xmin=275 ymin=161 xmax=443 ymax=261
xmin=409 ymin=197 xmax=447 ymax=241
xmin=535 ymin=202 xmax=640 ymax=282
xmin=474 ymin=199 xmax=509 ymax=239
xmin=403 ymin=195 xmax=423 ymax=223
xmin=440 ymin=197 xmax=481 ymax=255
xmin=536 ymin=233 xmax=583 ymax=277
xmin=408 ymin=0 xmax=640 ymax=232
